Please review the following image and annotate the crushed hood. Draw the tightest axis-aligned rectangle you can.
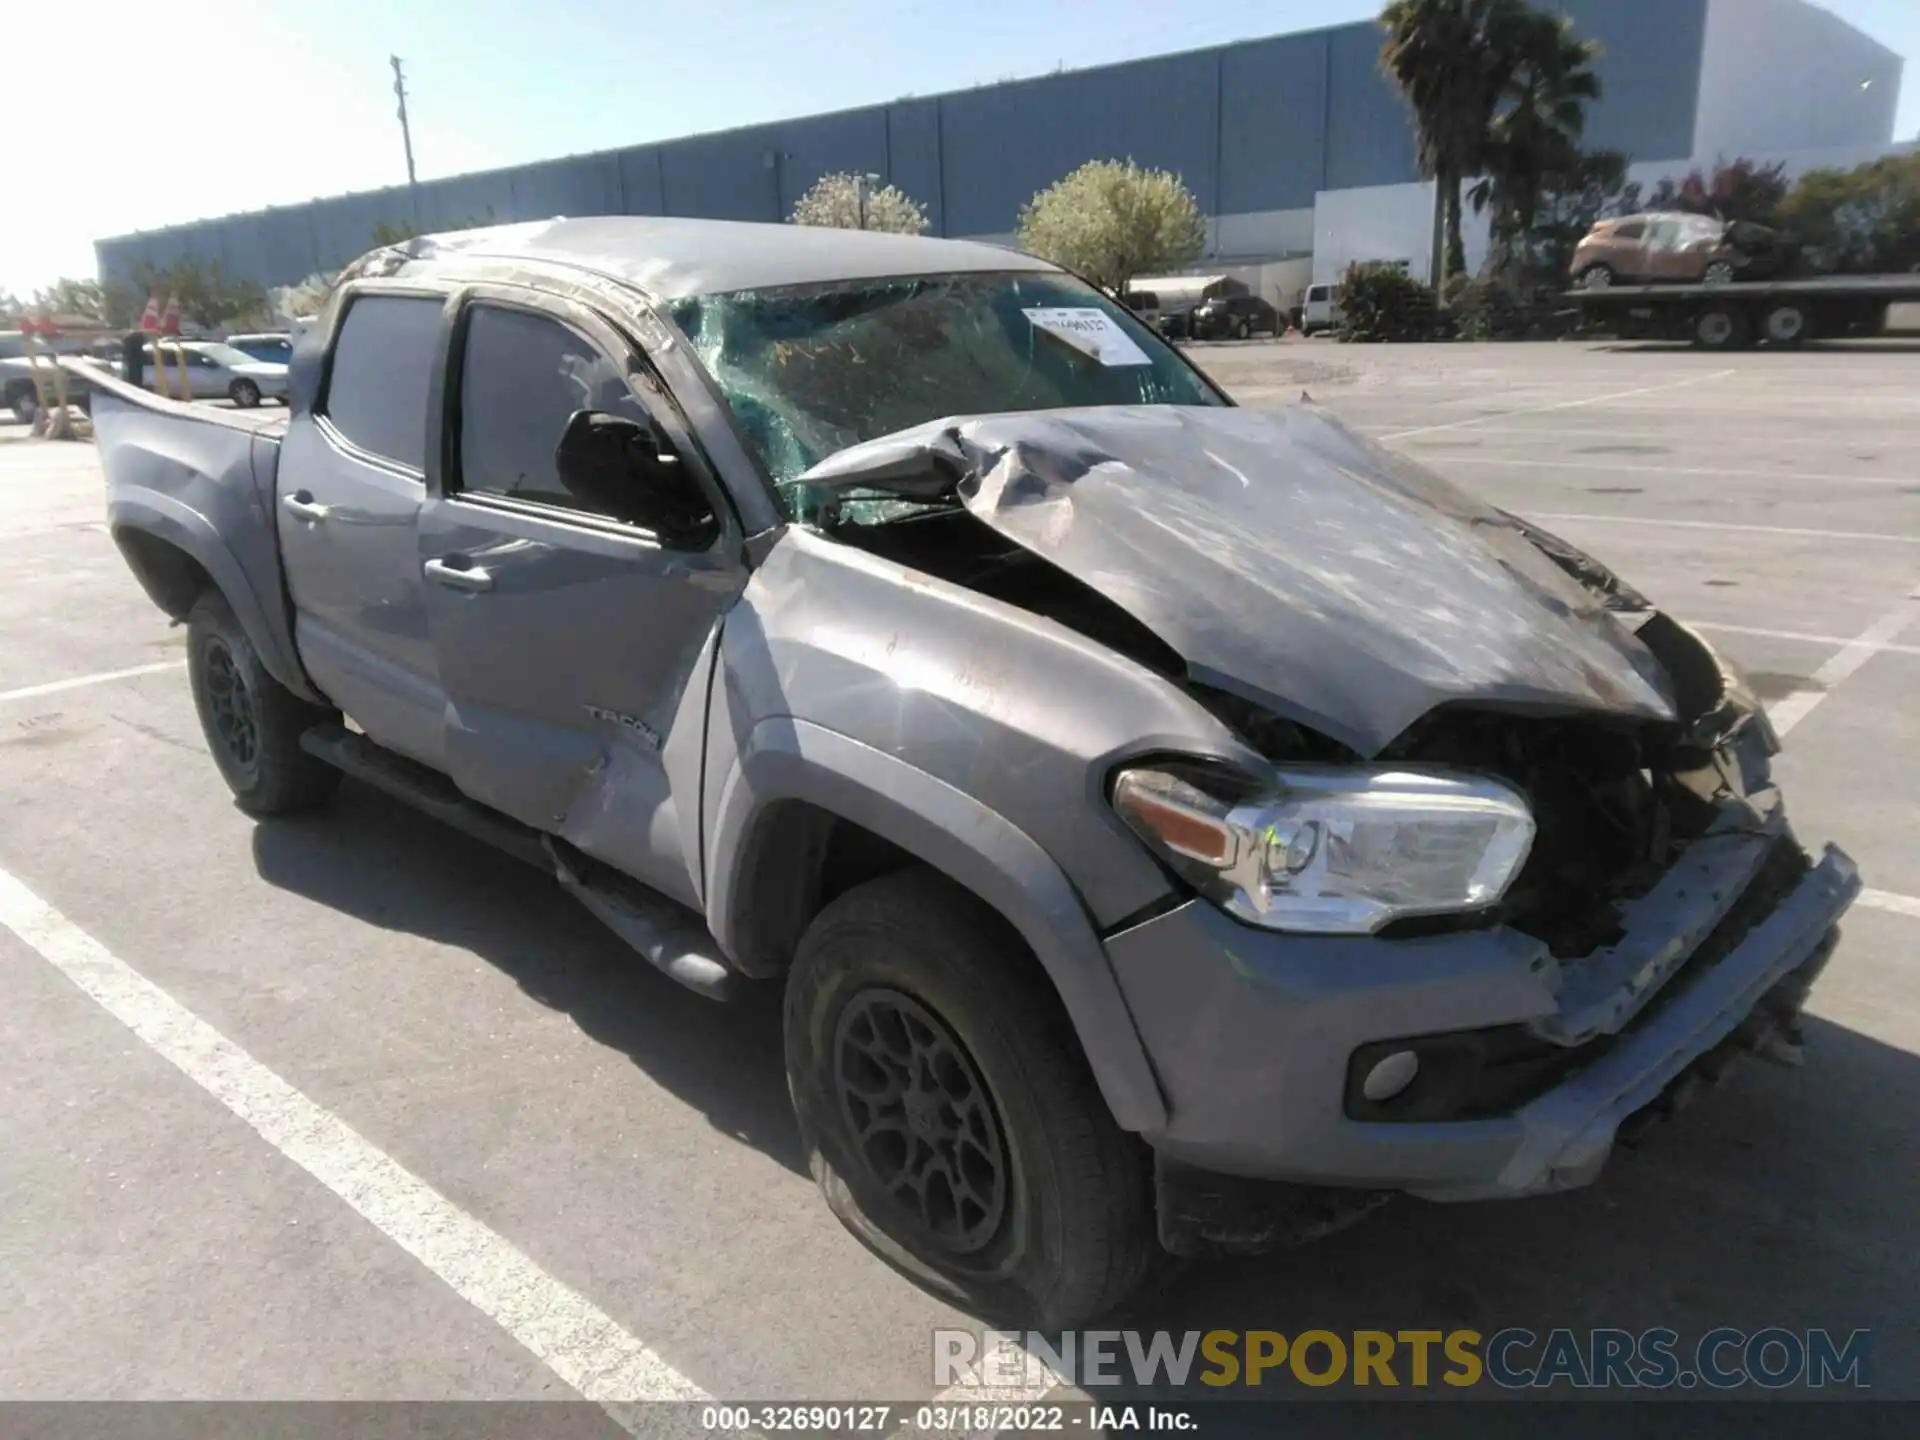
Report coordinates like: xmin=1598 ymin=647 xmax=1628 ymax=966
xmin=797 ymin=404 xmax=1678 ymax=756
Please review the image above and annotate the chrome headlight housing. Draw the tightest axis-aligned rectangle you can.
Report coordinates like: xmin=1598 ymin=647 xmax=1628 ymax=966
xmin=1112 ymin=765 xmax=1536 ymax=935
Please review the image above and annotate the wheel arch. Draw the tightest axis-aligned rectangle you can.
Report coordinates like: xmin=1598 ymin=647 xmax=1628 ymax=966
xmin=109 ymin=495 xmax=323 ymax=704
xmin=706 ymin=717 xmax=1169 ymax=1134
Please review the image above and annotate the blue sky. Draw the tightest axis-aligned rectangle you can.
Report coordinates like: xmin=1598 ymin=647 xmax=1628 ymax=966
xmin=6 ymin=0 xmax=1914 ymax=295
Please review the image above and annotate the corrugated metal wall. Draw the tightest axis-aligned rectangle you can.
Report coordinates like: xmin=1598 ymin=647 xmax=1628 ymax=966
xmin=94 ymin=0 xmax=1708 ymax=289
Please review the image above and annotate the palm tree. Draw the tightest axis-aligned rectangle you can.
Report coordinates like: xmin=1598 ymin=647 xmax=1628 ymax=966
xmin=1470 ymin=12 xmax=1604 ymax=275
xmin=1379 ymin=0 xmax=1528 ymax=293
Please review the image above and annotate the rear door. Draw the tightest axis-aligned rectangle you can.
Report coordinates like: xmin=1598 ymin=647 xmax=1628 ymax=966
xmin=277 ymin=287 xmax=451 ymax=767
xmin=418 ymin=286 xmax=747 ymax=908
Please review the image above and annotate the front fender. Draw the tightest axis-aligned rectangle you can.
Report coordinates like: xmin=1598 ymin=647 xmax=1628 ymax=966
xmin=706 ymin=716 xmax=1170 ymax=1135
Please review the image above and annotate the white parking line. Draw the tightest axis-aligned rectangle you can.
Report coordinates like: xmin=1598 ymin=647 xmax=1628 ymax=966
xmin=1859 ymin=888 xmax=1920 ymax=921
xmin=1410 ymin=454 xmax=1912 ymax=487
xmin=0 ymin=660 xmax=186 ymax=705
xmin=1533 ymin=513 xmax=1920 ymax=545
xmin=1765 ymin=598 xmax=1920 ymax=738
xmin=1379 ymin=370 xmax=1735 ymax=441
xmin=0 ymin=863 xmax=705 ymax=1422
xmin=1687 ymin=620 xmax=1920 ymax=659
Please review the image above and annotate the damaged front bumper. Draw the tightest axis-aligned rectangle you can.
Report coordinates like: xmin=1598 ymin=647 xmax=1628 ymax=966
xmin=1105 ymin=795 xmax=1859 ymax=1249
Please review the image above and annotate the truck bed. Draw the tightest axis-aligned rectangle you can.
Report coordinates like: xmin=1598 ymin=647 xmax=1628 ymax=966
xmin=79 ymin=362 xmax=315 ymax=705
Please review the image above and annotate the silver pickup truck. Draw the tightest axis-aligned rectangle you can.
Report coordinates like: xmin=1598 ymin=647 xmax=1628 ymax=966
xmin=85 ymin=217 xmax=1860 ymax=1327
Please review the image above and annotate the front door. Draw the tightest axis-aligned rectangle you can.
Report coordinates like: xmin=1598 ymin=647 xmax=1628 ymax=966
xmin=418 ymin=291 xmax=747 ymax=909
xmin=277 ymin=288 xmax=451 ymax=768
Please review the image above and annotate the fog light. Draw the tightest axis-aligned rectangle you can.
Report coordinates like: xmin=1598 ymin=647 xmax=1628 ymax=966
xmin=1361 ymin=1049 xmax=1420 ymax=1102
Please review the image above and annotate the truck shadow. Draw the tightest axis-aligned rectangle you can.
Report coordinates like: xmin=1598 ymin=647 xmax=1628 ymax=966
xmin=250 ymin=783 xmax=1916 ymax=1393
xmin=1102 ymin=1011 xmax=1917 ymax=1400
xmin=249 ymin=779 xmax=808 ymax=1175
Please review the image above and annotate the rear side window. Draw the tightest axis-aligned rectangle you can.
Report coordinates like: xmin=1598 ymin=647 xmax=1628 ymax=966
xmin=323 ymin=295 xmax=444 ymax=471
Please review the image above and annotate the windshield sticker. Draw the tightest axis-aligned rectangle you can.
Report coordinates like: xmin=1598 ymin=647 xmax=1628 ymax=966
xmin=1021 ymin=308 xmax=1153 ymax=367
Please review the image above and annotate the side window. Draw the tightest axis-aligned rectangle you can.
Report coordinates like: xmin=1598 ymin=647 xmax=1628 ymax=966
xmin=1612 ymin=221 xmax=1646 ymax=241
xmin=455 ymin=304 xmax=655 ymax=520
xmin=1646 ymin=219 xmax=1683 ymax=251
xmin=322 ymin=294 xmax=444 ymax=471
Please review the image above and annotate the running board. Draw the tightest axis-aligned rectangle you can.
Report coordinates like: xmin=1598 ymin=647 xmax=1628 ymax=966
xmin=299 ymin=723 xmax=733 ymax=1001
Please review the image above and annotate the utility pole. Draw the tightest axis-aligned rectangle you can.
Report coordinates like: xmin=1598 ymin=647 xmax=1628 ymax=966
xmin=391 ymin=55 xmax=421 ymax=230
xmin=855 ymin=172 xmax=870 ymax=231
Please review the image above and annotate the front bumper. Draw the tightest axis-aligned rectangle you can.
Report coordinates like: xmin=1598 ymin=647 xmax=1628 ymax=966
xmin=1105 ymin=803 xmax=1859 ymax=1204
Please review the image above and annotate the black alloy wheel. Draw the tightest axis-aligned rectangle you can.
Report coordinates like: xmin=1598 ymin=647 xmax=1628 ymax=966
xmin=200 ymin=635 xmax=259 ymax=781
xmin=832 ymin=987 xmax=1009 ymax=1255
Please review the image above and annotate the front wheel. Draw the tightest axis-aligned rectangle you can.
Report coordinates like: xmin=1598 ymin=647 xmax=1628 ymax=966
xmin=785 ymin=869 xmax=1154 ymax=1327
xmin=1233 ymin=318 xmax=1252 ymax=341
xmin=229 ymin=378 xmax=262 ymax=408
xmin=1693 ymin=303 xmax=1753 ymax=351
xmin=187 ymin=591 xmax=341 ymax=813
xmin=1577 ymin=264 xmax=1616 ymax=290
xmin=1702 ymin=260 xmax=1737 ymax=287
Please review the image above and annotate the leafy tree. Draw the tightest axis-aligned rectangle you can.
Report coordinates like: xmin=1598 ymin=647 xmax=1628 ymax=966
xmin=1468 ymin=10 xmax=1602 ymax=273
xmin=790 ymin=172 xmax=929 ymax=234
xmin=125 ymin=258 xmax=268 ymax=331
xmin=1380 ymin=0 xmax=1530 ymax=292
xmin=1642 ymin=158 xmax=1789 ymax=224
xmin=1527 ymin=148 xmax=1629 ymax=280
xmin=1016 ymin=159 xmax=1205 ymax=296
xmin=1777 ymin=152 xmax=1920 ymax=274
xmin=28 ymin=278 xmax=110 ymax=324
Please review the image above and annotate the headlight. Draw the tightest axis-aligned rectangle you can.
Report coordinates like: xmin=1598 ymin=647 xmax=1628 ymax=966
xmin=1112 ymin=765 xmax=1535 ymax=935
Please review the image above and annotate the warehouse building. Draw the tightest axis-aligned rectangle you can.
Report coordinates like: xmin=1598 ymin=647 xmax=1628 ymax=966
xmin=95 ymin=0 xmax=1903 ymax=307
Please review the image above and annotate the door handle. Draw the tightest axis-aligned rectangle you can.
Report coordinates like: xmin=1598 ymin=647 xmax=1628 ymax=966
xmin=424 ymin=557 xmax=494 ymax=592
xmin=281 ymin=492 xmax=331 ymax=523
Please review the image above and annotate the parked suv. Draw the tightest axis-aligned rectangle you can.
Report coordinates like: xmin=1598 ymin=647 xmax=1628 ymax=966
xmin=1573 ymin=212 xmax=1788 ymax=289
xmin=1188 ymin=293 xmax=1282 ymax=341
xmin=85 ymin=217 xmax=1858 ymax=1328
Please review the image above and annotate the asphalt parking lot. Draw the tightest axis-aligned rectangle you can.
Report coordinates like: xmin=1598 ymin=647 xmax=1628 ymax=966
xmin=3 ymin=338 xmax=1917 ymax=1418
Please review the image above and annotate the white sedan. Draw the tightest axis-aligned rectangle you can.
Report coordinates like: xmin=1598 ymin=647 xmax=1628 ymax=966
xmin=144 ymin=341 xmax=289 ymax=408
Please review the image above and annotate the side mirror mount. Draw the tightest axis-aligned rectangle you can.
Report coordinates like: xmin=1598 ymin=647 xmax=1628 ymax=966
xmin=553 ymin=409 xmax=714 ymax=543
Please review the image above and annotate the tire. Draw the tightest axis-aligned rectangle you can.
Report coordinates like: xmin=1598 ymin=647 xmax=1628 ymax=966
xmin=785 ymin=869 xmax=1154 ymax=1327
xmin=187 ymin=590 xmax=342 ymax=814
xmin=229 ymin=378 xmax=262 ymax=408
xmin=8 ymin=385 xmax=37 ymax=425
xmin=1233 ymin=318 xmax=1251 ymax=341
xmin=1577 ymin=264 xmax=1616 ymax=290
xmin=1692 ymin=303 xmax=1753 ymax=351
xmin=1761 ymin=301 xmax=1811 ymax=348
xmin=1702 ymin=260 xmax=1737 ymax=287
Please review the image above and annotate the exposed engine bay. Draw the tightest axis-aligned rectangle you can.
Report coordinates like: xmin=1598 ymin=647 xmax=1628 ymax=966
xmin=830 ymin=499 xmax=1764 ymax=962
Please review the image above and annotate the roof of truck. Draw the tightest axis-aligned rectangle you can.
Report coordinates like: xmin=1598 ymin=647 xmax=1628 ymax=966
xmin=391 ymin=216 xmax=1060 ymax=300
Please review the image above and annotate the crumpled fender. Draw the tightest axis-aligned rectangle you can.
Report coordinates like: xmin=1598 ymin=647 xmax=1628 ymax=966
xmin=705 ymin=715 xmax=1170 ymax=1134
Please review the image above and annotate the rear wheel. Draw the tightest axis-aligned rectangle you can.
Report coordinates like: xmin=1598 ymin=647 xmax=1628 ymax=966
xmin=1233 ymin=318 xmax=1252 ymax=341
xmin=1693 ymin=303 xmax=1753 ymax=351
xmin=1761 ymin=301 xmax=1811 ymax=348
xmin=229 ymin=377 xmax=262 ymax=408
xmin=187 ymin=591 xmax=341 ymax=813
xmin=785 ymin=869 xmax=1154 ymax=1327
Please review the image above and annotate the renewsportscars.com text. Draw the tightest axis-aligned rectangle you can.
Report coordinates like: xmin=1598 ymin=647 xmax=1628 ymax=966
xmin=934 ymin=1327 xmax=1872 ymax=1391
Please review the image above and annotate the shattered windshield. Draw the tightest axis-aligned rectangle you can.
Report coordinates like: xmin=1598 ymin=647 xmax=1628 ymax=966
xmin=668 ymin=271 xmax=1223 ymax=518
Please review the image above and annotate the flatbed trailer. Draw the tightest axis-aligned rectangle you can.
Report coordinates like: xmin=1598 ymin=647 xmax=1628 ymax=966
xmin=1568 ymin=273 xmax=1920 ymax=350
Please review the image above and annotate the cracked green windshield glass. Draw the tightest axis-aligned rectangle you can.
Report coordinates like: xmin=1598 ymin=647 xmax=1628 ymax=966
xmin=669 ymin=271 xmax=1223 ymax=522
